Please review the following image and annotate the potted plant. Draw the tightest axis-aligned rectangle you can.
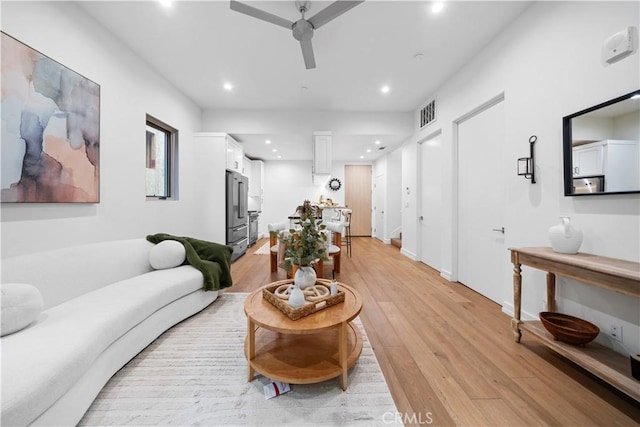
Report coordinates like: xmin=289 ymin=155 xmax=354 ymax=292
xmin=280 ymin=200 xmax=328 ymax=289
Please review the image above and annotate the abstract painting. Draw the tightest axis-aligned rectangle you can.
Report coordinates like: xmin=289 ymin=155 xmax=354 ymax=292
xmin=1 ymin=32 xmax=100 ymax=203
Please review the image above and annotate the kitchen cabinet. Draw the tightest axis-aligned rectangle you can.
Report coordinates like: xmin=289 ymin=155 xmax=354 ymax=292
xmin=244 ymin=156 xmax=252 ymax=184
xmin=572 ymin=143 xmax=603 ymax=176
xmin=226 ymin=135 xmax=244 ymax=174
xmin=249 ymin=160 xmax=263 ymax=197
xmin=313 ymin=132 xmax=332 ymax=175
xmin=192 ymin=132 xmax=228 ymax=244
xmin=572 ymin=140 xmax=639 ymax=192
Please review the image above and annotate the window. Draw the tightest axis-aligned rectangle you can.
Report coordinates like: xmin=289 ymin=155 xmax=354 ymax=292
xmin=145 ymin=115 xmax=178 ymax=199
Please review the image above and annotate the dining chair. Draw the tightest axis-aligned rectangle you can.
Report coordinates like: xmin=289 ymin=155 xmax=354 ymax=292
xmin=319 ymin=221 xmax=343 ymax=276
xmin=339 ymin=208 xmax=352 ymax=257
xmin=267 ymin=221 xmax=288 ymax=273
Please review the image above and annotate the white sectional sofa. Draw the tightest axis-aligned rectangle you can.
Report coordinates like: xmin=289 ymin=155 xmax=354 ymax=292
xmin=1 ymin=237 xmax=230 ymax=426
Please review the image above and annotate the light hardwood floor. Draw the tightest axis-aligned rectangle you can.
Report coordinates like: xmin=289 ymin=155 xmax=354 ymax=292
xmin=229 ymin=237 xmax=640 ymax=426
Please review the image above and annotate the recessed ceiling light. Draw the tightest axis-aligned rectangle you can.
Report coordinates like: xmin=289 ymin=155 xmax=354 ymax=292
xmin=158 ymin=0 xmax=172 ymax=7
xmin=223 ymin=82 xmax=233 ymax=91
xmin=265 ymin=139 xmax=271 ymax=144
xmin=359 ymin=155 xmax=364 ymax=159
xmin=432 ymin=2 xmax=444 ymax=13
xmin=366 ymin=149 xmax=371 ymax=153
xmin=272 ymin=148 xmax=277 ymax=152
xmin=380 ymin=85 xmax=390 ymax=94
xmin=277 ymin=155 xmax=282 ymax=159
xmin=375 ymin=140 xmax=381 ymax=145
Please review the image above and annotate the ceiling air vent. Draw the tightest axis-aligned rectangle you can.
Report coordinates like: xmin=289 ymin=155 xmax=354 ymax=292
xmin=419 ymin=98 xmax=436 ymax=128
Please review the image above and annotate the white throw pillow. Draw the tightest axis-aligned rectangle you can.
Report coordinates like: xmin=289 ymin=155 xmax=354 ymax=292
xmin=1 ymin=283 xmax=44 ymax=336
xmin=149 ymin=240 xmax=186 ymax=270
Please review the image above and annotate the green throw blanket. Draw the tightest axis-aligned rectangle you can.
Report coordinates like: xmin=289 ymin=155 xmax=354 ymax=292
xmin=146 ymin=233 xmax=233 ymax=291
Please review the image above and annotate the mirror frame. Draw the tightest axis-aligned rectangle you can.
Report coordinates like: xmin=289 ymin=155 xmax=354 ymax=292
xmin=328 ymin=178 xmax=342 ymax=191
xmin=563 ymin=89 xmax=640 ymax=196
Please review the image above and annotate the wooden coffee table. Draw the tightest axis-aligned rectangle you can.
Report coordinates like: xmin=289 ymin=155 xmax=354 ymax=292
xmin=244 ymin=279 xmax=363 ymax=390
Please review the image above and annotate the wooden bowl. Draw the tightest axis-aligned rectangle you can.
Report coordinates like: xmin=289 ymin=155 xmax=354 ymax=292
xmin=539 ymin=312 xmax=599 ymax=346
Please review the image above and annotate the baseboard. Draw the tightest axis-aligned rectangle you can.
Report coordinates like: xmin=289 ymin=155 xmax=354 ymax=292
xmin=400 ymin=248 xmax=417 ymax=261
xmin=501 ymin=301 xmax=537 ymax=321
xmin=374 ymin=235 xmax=390 ymax=244
xmin=440 ymin=269 xmax=453 ymax=281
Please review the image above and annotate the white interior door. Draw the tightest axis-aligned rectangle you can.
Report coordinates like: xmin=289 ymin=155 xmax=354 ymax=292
xmin=374 ymin=172 xmax=385 ymax=240
xmin=457 ymin=98 xmax=507 ymax=304
xmin=419 ymin=132 xmax=443 ymax=271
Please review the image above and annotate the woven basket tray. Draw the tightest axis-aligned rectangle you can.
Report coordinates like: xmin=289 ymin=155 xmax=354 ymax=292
xmin=263 ymin=281 xmax=345 ymax=321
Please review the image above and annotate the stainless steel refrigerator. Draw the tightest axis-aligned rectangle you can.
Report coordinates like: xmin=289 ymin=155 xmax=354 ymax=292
xmin=226 ymin=170 xmax=248 ymax=262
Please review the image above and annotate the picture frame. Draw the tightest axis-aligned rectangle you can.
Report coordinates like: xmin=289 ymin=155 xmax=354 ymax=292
xmin=1 ymin=32 xmax=101 ymax=203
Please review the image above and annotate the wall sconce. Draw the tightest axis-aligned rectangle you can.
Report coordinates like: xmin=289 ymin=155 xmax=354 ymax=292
xmin=518 ymin=135 xmax=537 ymax=183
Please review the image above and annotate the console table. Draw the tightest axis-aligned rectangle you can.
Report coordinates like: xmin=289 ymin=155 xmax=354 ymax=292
xmin=510 ymin=247 xmax=640 ymax=401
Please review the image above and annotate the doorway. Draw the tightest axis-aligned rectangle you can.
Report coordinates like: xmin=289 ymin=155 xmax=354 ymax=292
xmin=345 ymin=165 xmax=372 ymax=236
xmin=456 ymin=94 xmax=508 ymax=304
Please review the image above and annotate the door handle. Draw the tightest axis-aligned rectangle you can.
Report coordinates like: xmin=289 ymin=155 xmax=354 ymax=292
xmin=492 ymin=227 xmax=505 ymax=234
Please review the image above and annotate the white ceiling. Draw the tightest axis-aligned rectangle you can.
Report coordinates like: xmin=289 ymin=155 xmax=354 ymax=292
xmin=77 ymin=0 xmax=532 ymax=161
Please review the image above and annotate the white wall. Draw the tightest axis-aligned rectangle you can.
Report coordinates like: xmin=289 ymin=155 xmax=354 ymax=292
xmin=574 ymin=111 xmax=639 ymax=141
xmin=397 ymin=1 xmax=640 ymax=355
xmin=0 ymin=2 xmax=224 ymax=258
xmin=259 ymin=160 xmax=369 ymax=238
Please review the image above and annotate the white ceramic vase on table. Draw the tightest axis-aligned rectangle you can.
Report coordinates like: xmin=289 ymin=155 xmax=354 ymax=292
xmin=548 ymin=216 xmax=583 ymax=254
xmin=288 ymin=265 xmax=317 ymax=308
xmin=294 ymin=265 xmax=317 ymax=289
xmin=288 ymin=283 xmax=305 ymax=308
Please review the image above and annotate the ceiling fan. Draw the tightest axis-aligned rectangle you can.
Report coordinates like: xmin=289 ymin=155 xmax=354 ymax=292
xmin=230 ymin=0 xmax=364 ymax=69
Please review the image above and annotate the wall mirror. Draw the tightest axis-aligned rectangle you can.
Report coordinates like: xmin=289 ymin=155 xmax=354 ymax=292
xmin=563 ymin=89 xmax=640 ymax=196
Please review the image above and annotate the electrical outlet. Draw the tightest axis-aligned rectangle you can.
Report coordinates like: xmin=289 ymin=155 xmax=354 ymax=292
xmin=610 ymin=324 xmax=623 ymax=342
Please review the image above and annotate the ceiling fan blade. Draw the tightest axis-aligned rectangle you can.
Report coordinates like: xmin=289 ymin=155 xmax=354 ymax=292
xmin=230 ymin=0 xmax=293 ymax=30
xmin=307 ymin=1 xmax=364 ymax=29
xmin=300 ymin=38 xmax=316 ymax=69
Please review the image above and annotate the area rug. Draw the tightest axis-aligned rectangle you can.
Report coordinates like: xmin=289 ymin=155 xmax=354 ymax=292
xmin=254 ymin=242 xmax=271 ymax=255
xmin=79 ymin=293 xmax=400 ymax=426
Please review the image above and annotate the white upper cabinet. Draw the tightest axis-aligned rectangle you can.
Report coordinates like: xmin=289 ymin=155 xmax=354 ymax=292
xmin=572 ymin=143 xmax=603 ymax=176
xmin=226 ymin=135 xmax=244 ymax=174
xmin=601 ymin=140 xmax=639 ymax=192
xmin=572 ymin=140 xmax=639 ymax=192
xmin=313 ymin=132 xmax=332 ymax=175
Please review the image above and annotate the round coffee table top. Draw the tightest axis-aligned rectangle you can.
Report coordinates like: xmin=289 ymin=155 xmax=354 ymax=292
xmin=245 ymin=279 xmax=362 ymax=334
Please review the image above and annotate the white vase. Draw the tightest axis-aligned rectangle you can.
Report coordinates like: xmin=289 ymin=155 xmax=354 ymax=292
xmin=548 ymin=216 xmax=583 ymax=254
xmin=294 ymin=265 xmax=317 ymax=289
xmin=288 ymin=283 xmax=305 ymax=308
